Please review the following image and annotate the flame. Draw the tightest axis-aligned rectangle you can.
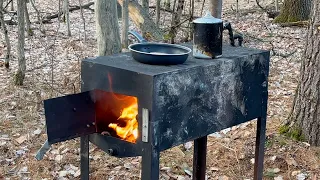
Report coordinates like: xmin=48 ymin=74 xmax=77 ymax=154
xmin=108 ymin=97 xmax=138 ymax=143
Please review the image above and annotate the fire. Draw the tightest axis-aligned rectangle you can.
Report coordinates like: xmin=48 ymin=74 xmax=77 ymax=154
xmin=108 ymin=97 xmax=138 ymax=143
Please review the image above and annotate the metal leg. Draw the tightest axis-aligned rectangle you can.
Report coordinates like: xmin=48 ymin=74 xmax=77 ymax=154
xmin=80 ymin=135 xmax=90 ymax=180
xmin=141 ymin=147 xmax=160 ymax=180
xmin=254 ymin=117 xmax=267 ymax=180
xmin=192 ymin=136 xmax=207 ymax=180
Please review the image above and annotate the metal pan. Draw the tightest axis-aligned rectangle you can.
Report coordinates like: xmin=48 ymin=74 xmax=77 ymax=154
xmin=128 ymin=31 xmax=191 ymax=65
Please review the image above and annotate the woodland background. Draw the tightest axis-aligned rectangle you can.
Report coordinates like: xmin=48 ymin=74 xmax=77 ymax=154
xmin=0 ymin=0 xmax=319 ymax=179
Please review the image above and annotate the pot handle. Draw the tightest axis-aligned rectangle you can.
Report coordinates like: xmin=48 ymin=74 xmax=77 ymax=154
xmin=223 ymin=22 xmax=243 ymax=46
xmin=128 ymin=30 xmax=148 ymax=43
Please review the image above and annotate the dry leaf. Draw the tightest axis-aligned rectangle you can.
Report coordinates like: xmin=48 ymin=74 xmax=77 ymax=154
xmin=15 ymin=135 xmax=28 ymax=144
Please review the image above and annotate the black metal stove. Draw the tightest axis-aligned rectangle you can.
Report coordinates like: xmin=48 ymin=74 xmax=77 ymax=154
xmin=37 ymin=44 xmax=269 ymax=180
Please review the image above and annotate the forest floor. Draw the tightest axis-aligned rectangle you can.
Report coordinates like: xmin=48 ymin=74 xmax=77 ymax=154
xmin=0 ymin=0 xmax=319 ymax=179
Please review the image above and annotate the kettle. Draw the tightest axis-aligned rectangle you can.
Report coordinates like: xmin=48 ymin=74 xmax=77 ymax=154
xmin=193 ymin=11 xmax=243 ymax=59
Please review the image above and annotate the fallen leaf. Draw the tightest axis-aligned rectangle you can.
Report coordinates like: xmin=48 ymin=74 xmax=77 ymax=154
xmin=33 ymin=129 xmax=41 ymax=135
xmin=184 ymin=142 xmax=193 ymax=150
xmin=221 ymin=128 xmax=231 ymax=134
xmin=210 ymin=167 xmax=219 ymax=171
xmin=15 ymin=135 xmax=28 ymax=144
xmin=0 ymin=141 xmax=6 ymax=146
xmin=55 ymin=155 xmax=63 ymax=162
xmin=177 ymin=175 xmax=187 ymax=180
xmin=61 ymin=148 xmax=69 ymax=154
xmin=74 ymin=170 xmax=80 ymax=177
xmin=59 ymin=171 xmax=68 ymax=177
xmin=250 ymin=158 xmax=255 ymax=164
xmin=209 ymin=132 xmax=222 ymax=138
xmin=219 ymin=175 xmax=229 ymax=180
xmin=124 ymin=162 xmax=133 ymax=169
xmin=160 ymin=167 xmax=171 ymax=172
xmin=184 ymin=169 xmax=192 ymax=176
xmin=269 ymin=156 xmax=277 ymax=161
xmin=274 ymin=175 xmax=283 ymax=180
xmin=291 ymin=170 xmax=301 ymax=176
xmin=286 ymin=157 xmax=298 ymax=166
xmin=16 ymin=149 xmax=26 ymax=156
xmin=297 ymin=173 xmax=307 ymax=180
xmin=19 ymin=166 xmax=28 ymax=173
xmin=267 ymin=168 xmax=280 ymax=173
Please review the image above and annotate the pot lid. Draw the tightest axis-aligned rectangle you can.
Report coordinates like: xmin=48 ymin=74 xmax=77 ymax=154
xmin=193 ymin=11 xmax=223 ymax=24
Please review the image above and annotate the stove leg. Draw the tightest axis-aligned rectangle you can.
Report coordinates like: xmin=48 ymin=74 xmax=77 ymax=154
xmin=141 ymin=147 xmax=160 ymax=180
xmin=193 ymin=136 xmax=207 ymax=180
xmin=254 ymin=117 xmax=267 ymax=180
xmin=80 ymin=135 xmax=89 ymax=180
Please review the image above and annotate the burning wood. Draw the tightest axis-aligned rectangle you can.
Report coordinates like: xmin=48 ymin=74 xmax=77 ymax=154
xmin=108 ymin=97 xmax=138 ymax=143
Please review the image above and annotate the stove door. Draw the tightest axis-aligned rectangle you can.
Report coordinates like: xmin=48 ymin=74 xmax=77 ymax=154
xmin=44 ymin=91 xmax=96 ymax=144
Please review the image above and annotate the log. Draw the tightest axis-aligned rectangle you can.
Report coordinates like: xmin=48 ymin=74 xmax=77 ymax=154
xmin=117 ymin=0 xmax=163 ymax=41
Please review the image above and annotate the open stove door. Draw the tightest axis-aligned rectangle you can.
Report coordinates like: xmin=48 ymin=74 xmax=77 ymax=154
xmin=44 ymin=91 xmax=96 ymax=145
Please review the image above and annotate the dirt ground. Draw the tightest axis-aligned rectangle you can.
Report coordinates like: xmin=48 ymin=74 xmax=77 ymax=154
xmin=0 ymin=0 xmax=319 ymax=179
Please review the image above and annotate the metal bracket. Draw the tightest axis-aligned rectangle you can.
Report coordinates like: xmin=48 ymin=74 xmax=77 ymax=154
xmin=142 ymin=108 xmax=149 ymax=142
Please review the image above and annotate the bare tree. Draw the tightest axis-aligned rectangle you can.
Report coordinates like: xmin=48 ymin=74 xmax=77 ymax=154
xmin=156 ymin=0 xmax=160 ymax=26
xmin=274 ymin=0 xmax=312 ymax=23
xmin=30 ymin=0 xmax=44 ymax=33
xmin=209 ymin=0 xmax=222 ymax=18
xmin=121 ymin=0 xmax=129 ymax=48
xmin=78 ymin=0 xmax=86 ymax=41
xmin=10 ymin=0 xmax=13 ymax=11
xmin=25 ymin=1 xmax=33 ymax=36
xmin=0 ymin=0 xmax=11 ymax=68
xmin=117 ymin=0 xmax=164 ymax=40
xmin=170 ymin=0 xmax=185 ymax=43
xmin=15 ymin=0 xmax=26 ymax=85
xmin=63 ymin=0 xmax=71 ymax=36
xmin=95 ymin=0 xmax=121 ymax=56
xmin=275 ymin=0 xmax=279 ymax=11
xmin=284 ymin=1 xmax=320 ymax=146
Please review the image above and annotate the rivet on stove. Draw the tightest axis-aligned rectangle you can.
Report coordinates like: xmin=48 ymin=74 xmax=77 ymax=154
xmin=86 ymin=124 xmax=90 ymax=127
xmin=73 ymin=108 xmax=77 ymax=112
xmin=92 ymin=122 xmax=95 ymax=126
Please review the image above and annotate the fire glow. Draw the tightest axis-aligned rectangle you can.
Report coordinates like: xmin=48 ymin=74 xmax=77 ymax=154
xmin=108 ymin=97 xmax=138 ymax=143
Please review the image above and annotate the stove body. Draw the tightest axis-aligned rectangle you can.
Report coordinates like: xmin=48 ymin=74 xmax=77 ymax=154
xmin=43 ymin=44 xmax=269 ymax=180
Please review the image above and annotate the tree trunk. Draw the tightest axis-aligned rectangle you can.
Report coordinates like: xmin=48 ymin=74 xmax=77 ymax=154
xmin=79 ymin=0 xmax=86 ymax=41
xmin=156 ymin=0 xmax=161 ymax=26
xmin=0 ymin=0 xmax=11 ymax=68
xmin=10 ymin=0 xmax=13 ymax=11
xmin=141 ymin=0 xmax=149 ymax=37
xmin=170 ymin=0 xmax=184 ymax=43
xmin=117 ymin=0 xmax=164 ymax=41
xmin=121 ymin=0 xmax=129 ymax=48
xmin=95 ymin=0 xmax=121 ymax=56
xmin=15 ymin=0 xmax=26 ymax=86
xmin=209 ymin=0 xmax=222 ymax=18
xmin=285 ymin=1 xmax=320 ymax=146
xmin=30 ymin=0 xmax=44 ymax=33
xmin=274 ymin=0 xmax=312 ymax=23
xmin=188 ymin=0 xmax=194 ymax=41
xmin=25 ymin=1 xmax=33 ymax=36
xmin=63 ymin=0 xmax=71 ymax=36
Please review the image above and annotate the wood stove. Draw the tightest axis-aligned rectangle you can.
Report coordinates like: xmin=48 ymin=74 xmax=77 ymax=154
xmin=37 ymin=44 xmax=269 ymax=180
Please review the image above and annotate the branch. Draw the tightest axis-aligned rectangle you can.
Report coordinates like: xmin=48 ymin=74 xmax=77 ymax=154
xmin=279 ymin=21 xmax=309 ymax=27
xmin=35 ymin=2 xmax=94 ymax=24
xmin=149 ymin=5 xmax=199 ymax=18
